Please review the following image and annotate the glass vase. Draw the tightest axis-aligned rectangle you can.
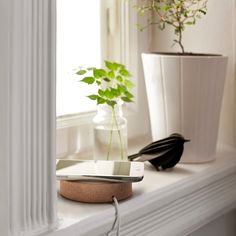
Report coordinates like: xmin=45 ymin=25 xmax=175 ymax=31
xmin=93 ymin=103 xmax=127 ymax=161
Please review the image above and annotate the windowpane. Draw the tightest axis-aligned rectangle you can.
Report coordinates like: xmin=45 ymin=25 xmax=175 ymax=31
xmin=56 ymin=0 xmax=102 ymax=116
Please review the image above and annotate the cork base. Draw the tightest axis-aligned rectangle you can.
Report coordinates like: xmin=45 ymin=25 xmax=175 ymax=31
xmin=60 ymin=180 xmax=132 ymax=203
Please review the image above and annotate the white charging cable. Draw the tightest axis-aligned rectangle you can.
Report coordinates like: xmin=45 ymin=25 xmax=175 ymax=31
xmin=107 ymin=196 xmax=120 ymax=236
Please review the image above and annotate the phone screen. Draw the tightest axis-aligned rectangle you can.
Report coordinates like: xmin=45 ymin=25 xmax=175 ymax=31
xmin=56 ymin=160 xmax=144 ymax=182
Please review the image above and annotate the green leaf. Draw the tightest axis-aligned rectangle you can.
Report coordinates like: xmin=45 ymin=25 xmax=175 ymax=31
xmin=124 ymin=91 xmax=134 ymax=99
xmin=106 ymin=100 xmax=117 ymax=107
xmin=76 ymin=60 xmax=134 ymax=106
xmin=110 ymin=87 xmax=120 ymax=97
xmin=124 ymin=79 xmax=134 ymax=89
xmin=116 ymin=62 xmax=125 ymax=69
xmin=136 ymin=23 xmax=144 ymax=31
xmin=104 ymin=89 xmax=114 ymax=99
xmin=119 ymin=69 xmax=131 ymax=77
xmin=97 ymin=96 xmax=106 ymax=105
xmin=121 ymin=97 xmax=133 ymax=103
xmin=162 ymin=5 xmax=170 ymax=11
xmin=116 ymin=76 xmax=123 ymax=82
xmin=93 ymin=69 xmax=107 ymax=78
xmin=81 ymin=77 xmax=95 ymax=84
xmin=76 ymin=69 xmax=87 ymax=75
xmin=108 ymin=71 xmax=115 ymax=79
xmin=96 ymin=80 xmax=101 ymax=85
xmin=98 ymin=89 xmax=105 ymax=97
xmin=105 ymin=61 xmax=118 ymax=71
xmin=117 ymin=84 xmax=126 ymax=93
xmin=103 ymin=77 xmax=111 ymax=82
xmin=87 ymin=94 xmax=98 ymax=100
xmin=185 ymin=21 xmax=194 ymax=25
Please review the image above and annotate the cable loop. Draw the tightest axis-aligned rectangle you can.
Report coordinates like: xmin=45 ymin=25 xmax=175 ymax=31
xmin=107 ymin=196 xmax=120 ymax=236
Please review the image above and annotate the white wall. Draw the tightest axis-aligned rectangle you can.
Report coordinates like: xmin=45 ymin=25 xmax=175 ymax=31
xmin=151 ymin=0 xmax=236 ymax=148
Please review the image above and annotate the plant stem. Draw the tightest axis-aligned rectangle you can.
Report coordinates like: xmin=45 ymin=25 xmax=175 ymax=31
xmin=176 ymin=12 xmax=185 ymax=54
xmin=106 ymin=114 xmax=114 ymax=160
xmin=178 ymin=29 xmax=185 ymax=53
xmin=112 ymin=107 xmax=124 ymax=160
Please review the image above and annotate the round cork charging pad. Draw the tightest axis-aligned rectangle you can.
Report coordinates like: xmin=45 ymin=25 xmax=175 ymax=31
xmin=60 ymin=180 xmax=132 ymax=203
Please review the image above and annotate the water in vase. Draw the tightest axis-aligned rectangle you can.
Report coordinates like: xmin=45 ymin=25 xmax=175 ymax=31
xmin=94 ymin=125 xmax=127 ymax=161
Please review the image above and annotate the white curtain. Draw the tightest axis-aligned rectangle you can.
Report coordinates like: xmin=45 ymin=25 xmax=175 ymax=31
xmin=0 ymin=0 xmax=57 ymax=235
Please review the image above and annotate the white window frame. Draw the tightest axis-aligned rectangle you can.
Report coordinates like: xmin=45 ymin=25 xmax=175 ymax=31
xmin=56 ymin=0 xmax=152 ymax=159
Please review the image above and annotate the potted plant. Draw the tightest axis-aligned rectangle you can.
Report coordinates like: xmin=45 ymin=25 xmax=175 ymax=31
xmin=134 ymin=0 xmax=228 ymax=163
xmin=76 ymin=60 xmax=134 ymax=161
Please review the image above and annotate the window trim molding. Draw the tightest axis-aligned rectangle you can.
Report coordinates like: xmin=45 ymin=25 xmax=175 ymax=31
xmin=0 ymin=1 xmax=10 ymax=235
xmin=55 ymin=148 xmax=236 ymax=236
xmin=57 ymin=112 xmax=95 ymax=129
xmin=0 ymin=0 xmax=57 ymax=235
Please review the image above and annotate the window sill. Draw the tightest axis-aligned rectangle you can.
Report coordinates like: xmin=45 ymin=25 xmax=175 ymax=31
xmin=57 ymin=111 xmax=95 ymax=129
xmin=53 ymin=144 xmax=236 ymax=236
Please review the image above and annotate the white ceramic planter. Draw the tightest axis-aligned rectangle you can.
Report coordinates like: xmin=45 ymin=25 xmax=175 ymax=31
xmin=142 ymin=53 xmax=228 ymax=163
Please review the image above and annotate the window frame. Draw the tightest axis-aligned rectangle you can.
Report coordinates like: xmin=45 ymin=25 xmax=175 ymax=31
xmin=56 ymin=0 xmax=151 ymax=158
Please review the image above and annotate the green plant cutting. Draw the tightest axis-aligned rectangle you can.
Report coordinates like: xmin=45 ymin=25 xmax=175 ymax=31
xmin=135 ymin=0 xmax=208 ymax=53
xmin=76 ymin=60 xmax=134 ymax=160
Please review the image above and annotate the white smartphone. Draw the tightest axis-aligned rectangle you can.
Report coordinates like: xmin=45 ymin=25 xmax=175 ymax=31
xmin=56 ymin=159 xmax=144 ymax=183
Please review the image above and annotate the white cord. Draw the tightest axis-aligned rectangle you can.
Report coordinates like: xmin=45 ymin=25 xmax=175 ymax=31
xmin=107 ymin=196 xmax=120 ymax=236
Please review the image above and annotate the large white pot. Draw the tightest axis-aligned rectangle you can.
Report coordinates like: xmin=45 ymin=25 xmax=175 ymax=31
xmin=142 ymin=53 xmax=228 ymax=163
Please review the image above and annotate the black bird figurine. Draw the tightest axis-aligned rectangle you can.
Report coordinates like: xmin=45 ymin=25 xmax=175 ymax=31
xmin=128 ymin=133 xmax=190 ymax=170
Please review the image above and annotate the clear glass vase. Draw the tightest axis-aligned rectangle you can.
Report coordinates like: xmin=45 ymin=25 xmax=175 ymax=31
xmin=93 ymin=103 xmax=127 ymax=161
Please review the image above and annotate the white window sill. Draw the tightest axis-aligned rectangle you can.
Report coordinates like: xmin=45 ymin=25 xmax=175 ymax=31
xmin=52 ymin=142 xmax=236 ymax=236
